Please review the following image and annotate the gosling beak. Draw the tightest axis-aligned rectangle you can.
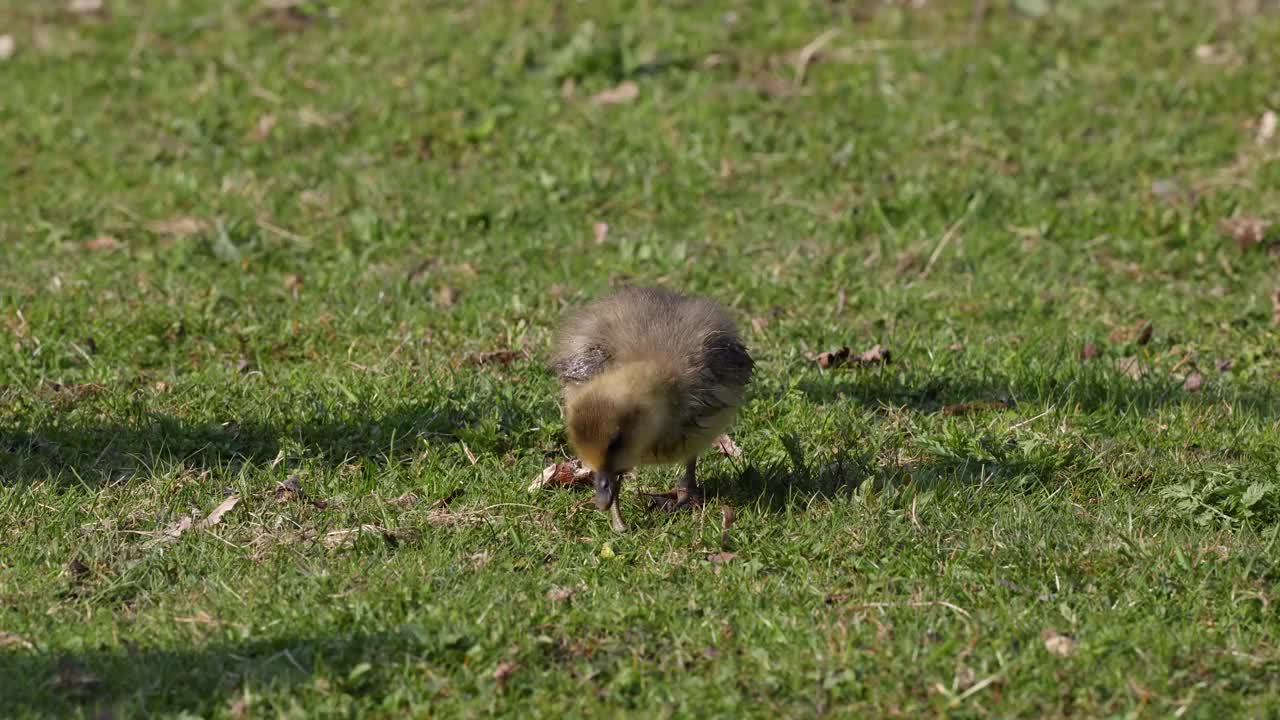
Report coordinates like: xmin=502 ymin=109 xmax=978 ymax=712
xmin=593 ymin=470 xmax=618 ymax=511
xmin=593 ymin=470 xmax=627 ymax=533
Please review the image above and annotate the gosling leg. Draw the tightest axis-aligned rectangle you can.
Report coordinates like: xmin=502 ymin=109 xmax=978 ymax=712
xmin=647 ymin=458 xmax=703 ymax=512
xmin=675 ymin=458 xmax=701 ymax=507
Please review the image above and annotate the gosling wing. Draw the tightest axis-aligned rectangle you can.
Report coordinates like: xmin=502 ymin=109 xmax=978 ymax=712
xmin=684 ymin=334 xmax=754 ymax=430
xmin=551 ymin=342 xmax=611 ymax=385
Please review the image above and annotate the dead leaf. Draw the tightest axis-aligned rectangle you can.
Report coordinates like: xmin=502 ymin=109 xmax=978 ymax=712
xmin=436 ymin=285 xmax=459 ymax=307
xmin=283 ymin=273 xmax=303 ymax=291
xmin=742 ymin=73 xmax=792 ymax=99
xmin=254 ymin=3 xmax=315 ymax=32
xmin=84 ymin=235 xmax=122 ymax=251
xmin=300 ymin=189 xmax=329 ymax=207
xmin=1110 ymin=321 xmax=1152 ymax=346
xmin=589 ymin=81 xmax=639 ymax=106
xmin=1079 ymin=342 xmax=1099 ymax=361
xmin=1135 ymin=322 xmax=1153 ymax=346
xmin=721 ymin=505 xmax=737 ymax=530
xmin=750 ymin=316 xmax=769 ymax=335
xmin=245 ymin=114 xmax=274 ymax=142
xmin=1257 ymin=110 xmax=1277 ymax=145
xmin=296 ymin=105 xmax=338 ymax=128
xmin=815 ymin=343 xmax=891 ymax=369
xmin=1219 ymin=217 xmax=1270 ymax=249
xmin=322 ymin=525 xmax=416 ymax=550
xmin=0 ymin=632 xmax=34 ymax=650
xmin=49 ymin=656 xmax=101 ymax=696
xmin=492 ymin=660 xmax=520 ymax=684
xmin=146 ymin=217 xmax=207 ymax=237
xmin=1149 ymin=178 xmax=1181 ymax=202
xmin=69 ymin=0 xmax=104 ymax=14
xmin=1194 ymin=44 xmax=1231 ymax=64
xmin=0 ymin=35 xmax=14 ymax=62
xmin=592 ymin=221 xmax=609 ymax=244
xmin=147 ymin=515 xmax=193 ymax=546
xmin=815 ymin=346 xmax=850 ymax=369
xmin=464 ymin=349 xmax=519 ymax=367
xmin=857 ymin=344 xmax=891 ymax=364
xmin=547 ymin=584 xmax=582 ymax=603
xmin=390 ymin=492 xmax=420 ymax=508
xmin=1116 ymin=356 xmax=1146 ymax=380
xmin=430 ymin=487 xmax=463 ymax=509
xmin=65 ymin=558 xmax=91 ymax=580
xmin=201 ymin=494 xmax=240 ymax=527
xmin=940 ymin=400 xmax=1009 ymax=417
xmin=713 ymin=434 xmax=742 ymax=459
xmin=1181 ymin=371 xmax=1203 ymax=392
xmin=174 ymin=610 xmax=217 ymax=626
xmin=707 ymin=551 xmax=737 ymax=564
xmin=1041 ymin=628 xmax=1076 ymax=657
xmin=405 ymin=256 xmax=438 ymax=284
xmin=528 ymin=460 xmax=593 ymax=492
xmin=272 ymin=475 xmax=306 ymax=502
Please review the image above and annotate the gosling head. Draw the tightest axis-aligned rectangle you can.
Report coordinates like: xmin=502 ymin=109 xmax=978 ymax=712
xmin=565 ymin=371 xmax=670 ymax=514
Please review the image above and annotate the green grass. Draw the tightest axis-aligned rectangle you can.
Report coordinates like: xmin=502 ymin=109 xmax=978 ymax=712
xmin=3 ymin=0 xmax=1280 ymax=716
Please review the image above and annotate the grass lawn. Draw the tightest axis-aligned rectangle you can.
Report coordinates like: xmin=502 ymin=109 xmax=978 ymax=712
xmin=2 ymin=0 xmax=1280 ymax=716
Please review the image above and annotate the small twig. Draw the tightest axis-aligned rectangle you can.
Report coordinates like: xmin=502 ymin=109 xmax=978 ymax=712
xmin=968 ymin=0 xmax=990 ymax=38
xmin=847 ymin=600 xmax=972 ymax=619
xmin=1008 ymin=408 xmax=1053 ymax=431
xmin=1168 ymin=355 xmax=1194 ymax=376
xmin=280 ymin=649 xmax=307 ymax=674
xmin=951 ymin=672 xmax=1003 ymax=706
xmin=996 ymin=578 xmax=1052 ymax=602
xmin=921 ymin=213 xmax=967 ymax=278
xmin=382 ymin=333 xmax=414 ymax=364
xmin=479 ymin=503 xmax=549 ymax=513
xmin=257 ymin=219 xmax=308 ymax=243
xmin=793 ymin=28 xmax=840 ymax=87
xmin=909 ymin=496 xmax=923 ymax=533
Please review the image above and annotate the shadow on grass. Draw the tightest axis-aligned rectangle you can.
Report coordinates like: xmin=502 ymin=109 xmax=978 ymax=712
xmin=795 ymin=363 xmax=1280 ymax=419
xmin=706 ymin=436 xmax=1066 ymax=513
xmin=708 ymin=364 xmax=1280 ymax=512
xmin=0 ymin=388 xmax=561 ymax=488
xmin=4 ymin=362 xmax=1277 ymax=498
xmin=0 ymin=625 xmax=467 ymax=717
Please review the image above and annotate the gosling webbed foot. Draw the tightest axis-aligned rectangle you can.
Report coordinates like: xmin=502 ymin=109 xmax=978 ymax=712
xmin=645 ymin=460 xmax=704 ymax=513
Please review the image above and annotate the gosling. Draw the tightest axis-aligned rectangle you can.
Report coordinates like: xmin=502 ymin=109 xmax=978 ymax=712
xmin=551 ymin=286 xmax=754 ymax=532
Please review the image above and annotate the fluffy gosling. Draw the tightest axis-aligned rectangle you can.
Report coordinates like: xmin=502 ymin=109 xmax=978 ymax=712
xmin=551 ymin=286 xmax=753 ymax=532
